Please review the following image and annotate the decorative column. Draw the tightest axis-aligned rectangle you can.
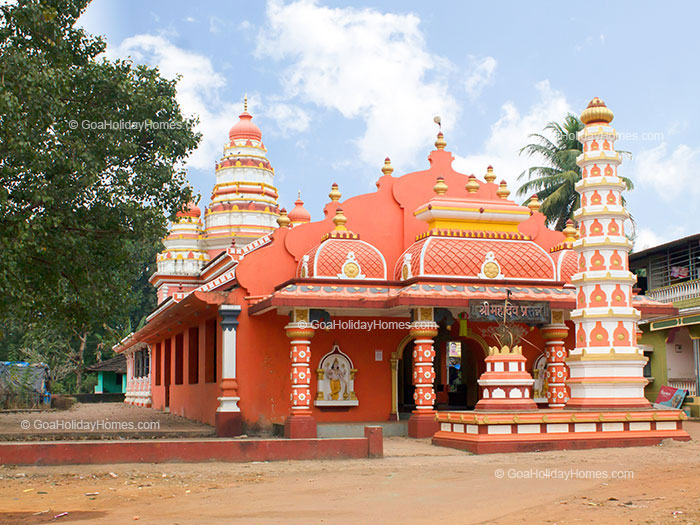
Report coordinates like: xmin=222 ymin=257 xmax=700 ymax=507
xmin=284 ymin=308 xmax=317 ymax=438
xmin=389 ymin=352 xmax=399 ymax=421
xmin=408 ymin=307 xmax=440 ymax=438
xmin=566 ymin=98 xmax=650 ymax=409
xmin=216 ymin=305 xmax=243 ymax=436
xmin=540 ymin=323 xmax=569 ymax=408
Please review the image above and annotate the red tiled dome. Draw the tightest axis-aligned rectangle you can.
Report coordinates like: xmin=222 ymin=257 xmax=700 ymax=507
xmin=555 ymin=249 xmax=578 ymax=283
xmin=298 ymin=238 xmax=387 ymax=279
xmin=395 ymin=237 xmax=556 ymax=281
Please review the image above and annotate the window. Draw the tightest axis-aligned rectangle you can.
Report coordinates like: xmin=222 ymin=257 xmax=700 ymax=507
xmin=154 ymin=343 xmax=162 ymax=386
xmin=175 ymin=333 xmax=184 ymax=385
xmin=188 ymin=326 xmax=199 ymax=384
xmin=205 ymin=319 xmax=217 ymax=383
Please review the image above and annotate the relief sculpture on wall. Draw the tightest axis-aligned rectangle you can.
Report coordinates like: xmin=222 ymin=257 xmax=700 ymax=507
xmin=315 ymin=344 xmax=358 ymax=407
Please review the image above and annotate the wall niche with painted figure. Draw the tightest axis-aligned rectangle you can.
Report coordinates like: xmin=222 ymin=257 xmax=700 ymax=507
xmin=315 ymin=344 xmax=358 ymax=406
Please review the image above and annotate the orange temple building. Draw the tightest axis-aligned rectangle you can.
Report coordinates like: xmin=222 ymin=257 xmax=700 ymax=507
xmin=115 ymin=97 xmax=689 ymax=452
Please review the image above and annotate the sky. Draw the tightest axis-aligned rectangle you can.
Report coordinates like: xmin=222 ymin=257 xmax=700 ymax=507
xmin=78 ymin=0 xmax=700 ymax=251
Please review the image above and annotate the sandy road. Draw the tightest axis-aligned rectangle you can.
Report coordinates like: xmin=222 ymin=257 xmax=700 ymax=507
xmin=1 ymin=423 xmax=699 ymax=524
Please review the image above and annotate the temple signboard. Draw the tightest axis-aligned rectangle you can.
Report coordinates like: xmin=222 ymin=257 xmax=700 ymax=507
xmin=469 ymin=300 xmax=551 ymax=324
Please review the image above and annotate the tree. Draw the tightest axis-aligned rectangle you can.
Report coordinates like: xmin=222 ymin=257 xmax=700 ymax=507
xmin=516 ymin=114 xmax=633 ymax=230
xmin=0 ymin=0 xmax=201 ymax=390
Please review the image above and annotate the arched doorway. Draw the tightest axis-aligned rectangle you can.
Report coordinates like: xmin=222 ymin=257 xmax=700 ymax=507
xmin=396 ymin=331 xmax=488 ymax=413
xmin=441 ymin=338 xmax=484 ymax=409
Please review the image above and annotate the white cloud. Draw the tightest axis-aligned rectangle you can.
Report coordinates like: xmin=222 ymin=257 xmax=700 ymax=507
xmin=452 ymin=80 xmax=573 ymax=195
xmin=256 ymin=0 xmax=459 ymax=172
xmin=262 ymin=103 xmax=311 ymax=135
xmin=634 ymin=227 xmax=666 ymax=251
xmin=464 ymin=56 xmax=497 ymax=99
xmin=107 ymin=34 xmax=238 ymax=171
xmin=632 ymin=143 xmax=700 ymax=203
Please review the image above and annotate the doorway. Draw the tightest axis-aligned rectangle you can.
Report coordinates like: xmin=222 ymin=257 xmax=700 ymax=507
xmin=397 ymin=336 xmax=486 ymax=412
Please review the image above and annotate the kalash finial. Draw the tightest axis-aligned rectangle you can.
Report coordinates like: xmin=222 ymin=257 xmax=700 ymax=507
xmin=381 ymin=157 xmax=394 ymax=176
xmin=244 ymin=93 xmax=248 ymax=112
xmin=328 ymin=182 xmax=341 ymax=202
xmin=333 ymin=208 xmax=348 ymax=231
xmin=563 ymin=219 xmax=578 ymax=243
xmin=496 ymin=179 xmax=511 ymax=199
xmin=435 ymin=132 xmax=446 ymax=150
xmin=580 ymin=97 xmax=614 ymax=125
xmin=433 ymin=176 xmax=448 ymax=195
xmin=527 ymin=194 xmax=541 ymax=212
xmin=466 ymin=174 xmax=480 ymax=194
xmin=484 ymin=165 xmax=496 ymax=183
xmin=277 ymin=208 xmax=291 ymax=228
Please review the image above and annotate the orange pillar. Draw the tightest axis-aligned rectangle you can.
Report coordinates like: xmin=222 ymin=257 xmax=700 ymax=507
xmin=284 ymin=314 xmax=316 ymax=439
xmin=541 ymin=324 xmax=570 ymax=408
xmin=408 ymin=312 xmax=440 ymax=438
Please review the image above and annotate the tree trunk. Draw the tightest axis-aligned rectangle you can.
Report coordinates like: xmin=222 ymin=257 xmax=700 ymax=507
xmin=75 ymin=332 xmax=87 ymax=393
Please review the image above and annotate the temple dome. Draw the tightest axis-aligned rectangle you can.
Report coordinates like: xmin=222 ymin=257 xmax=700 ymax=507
xmin=176 ymin=201 xmax=201 ymax=219
xmin=297 ymin=209 xmax=387 ymax=279
xmin=288 ymin=193 xmax=311 ymax=225
xmin=228 ymin=110 xmax=262 ymax=142
xmin=395 ymin=235 xmax=557 ymax=281
xmin=554 ymin=249 xmax=578 ymax=283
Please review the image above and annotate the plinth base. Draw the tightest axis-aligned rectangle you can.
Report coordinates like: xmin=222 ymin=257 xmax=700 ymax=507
xmin=475 ymin=398 xmax=538 ymax=411
xmin=408 ymin=411 xmax=439 ymax=438
xmin=433 ymin=409 xmax=689 ymax=454
xmin=215 ymin=411 xmax=243 ymax=437
xmin=284 ymin=413 xmax=317 ymax=439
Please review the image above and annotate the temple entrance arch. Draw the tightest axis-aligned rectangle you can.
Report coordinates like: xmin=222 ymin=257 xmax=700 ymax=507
xmin=393 ymin=329 xmax=489 ymax=415
xmin=441 ymin=336 xmax=487 ymax=409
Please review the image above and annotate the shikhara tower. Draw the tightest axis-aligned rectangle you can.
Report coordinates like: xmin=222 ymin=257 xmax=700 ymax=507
xmin=151 ymin=98 xmax=287 ymax=302
xmin=565 ymin=98 xmax=650 ymax=409
xmin=203 ymin=97 xmax=281 ymax=252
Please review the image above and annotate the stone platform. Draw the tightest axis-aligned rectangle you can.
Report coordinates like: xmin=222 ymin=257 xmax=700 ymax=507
xmin=433 ymin=409 xmax=690 ymax=454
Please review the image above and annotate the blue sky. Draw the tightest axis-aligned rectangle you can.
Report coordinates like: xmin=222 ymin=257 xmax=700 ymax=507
xmin=78 ymin=0 xmax=700 ymax=250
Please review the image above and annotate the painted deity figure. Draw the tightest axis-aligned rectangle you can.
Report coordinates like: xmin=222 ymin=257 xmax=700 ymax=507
xmin=326 ymin=358 xmax=348 ymax=400
xmin=532 ymin=354 xmax=547 ymax=400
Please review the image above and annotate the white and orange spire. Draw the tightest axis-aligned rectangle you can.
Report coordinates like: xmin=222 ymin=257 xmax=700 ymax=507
xmin=153 ymin=199 xmax=210 ymax=303
xmin=565 ymin=97 xmax=650 ymax=409
xmin=203 ymin=96 xmax=280 ymax=253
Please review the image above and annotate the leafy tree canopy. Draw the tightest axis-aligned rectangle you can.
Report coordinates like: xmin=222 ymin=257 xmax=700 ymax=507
xmin=516 ymin=114 xmax=633 ymax=230
xmin=0 ymin=0 xmax=200 ymax=389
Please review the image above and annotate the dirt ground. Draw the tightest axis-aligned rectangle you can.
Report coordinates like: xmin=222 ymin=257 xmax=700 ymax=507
xmin=1 ymin=422 xmax=699 ymax=524
xmin=0 ymin=403 xmax=215 ymax=441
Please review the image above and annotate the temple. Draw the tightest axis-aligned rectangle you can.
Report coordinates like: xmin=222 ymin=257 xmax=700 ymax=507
xmin=115 ymin=97 xmax=689 ymax=452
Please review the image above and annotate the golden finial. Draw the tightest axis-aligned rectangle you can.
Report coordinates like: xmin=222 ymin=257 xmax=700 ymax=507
xmin=563 ymin=219 xmax=578 ymax=243
xmin=580 ymin=97 xmax=613 ymax=125
xmin=244 ymin=93 xmax=248 ymax=112
xmin=381 ymin=157 xmax=394 ymax=176
xmin=277 ymin=208 xmax=291 ymax=228
xmin=466 ymin=174 xmax=480 ymax=194
xmin=435 ymin=132 xmax=446 ymax=150
xmin=527 ymin=194 xmax=541 ymax=212
xmin=496 ymin=180 xmax=510 ymax=199
xmin=333 ymin=208 xmax=348 ymax=231
xmin=328 ymin=182 xmax=341 ymax=202
xmin=484 ymin=165 xmax=496 ymax=183
xmin=433 ymin=177 xmax=448 ymax=195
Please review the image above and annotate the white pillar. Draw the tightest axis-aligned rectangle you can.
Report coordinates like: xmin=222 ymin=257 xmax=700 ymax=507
xmin=217 ymin=305 xmax=242 ymax=413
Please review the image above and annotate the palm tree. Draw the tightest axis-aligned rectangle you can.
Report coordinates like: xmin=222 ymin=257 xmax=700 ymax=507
xmin=517 ymin=114 xmax=633 ymax=230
